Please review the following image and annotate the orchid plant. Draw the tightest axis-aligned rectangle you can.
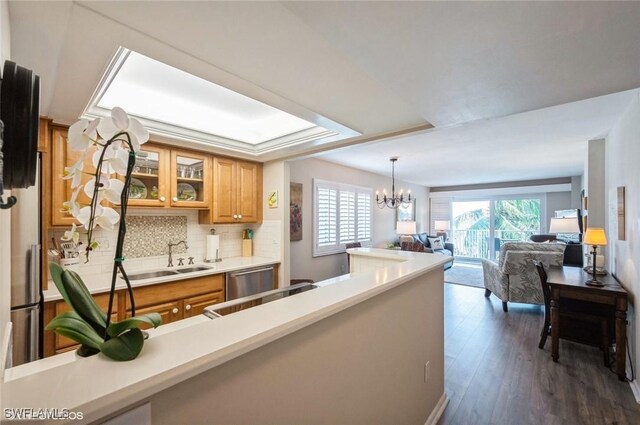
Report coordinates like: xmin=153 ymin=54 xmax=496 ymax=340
xmin=47 ymin=107 xmax=161 ymax=361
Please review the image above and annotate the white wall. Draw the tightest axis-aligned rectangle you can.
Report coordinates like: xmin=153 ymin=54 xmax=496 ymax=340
xmin=587 ymin=139 xmax=607 ymax=229
xmin=262 ymin=160 xmax=290 ymax=288
xmin=0 ymin=0 xmax=11 ymax=375
xmin=605 ymin=90 xmax=640 ymax=390
xmin=545 ymin=191 xmax=573 ymax=231
xmin=289 ymin=158 xmax=429 ymax=282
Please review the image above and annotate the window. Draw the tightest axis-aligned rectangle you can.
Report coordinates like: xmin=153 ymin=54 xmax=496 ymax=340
xmin=313 ymin=179 xmax=372 ymax=256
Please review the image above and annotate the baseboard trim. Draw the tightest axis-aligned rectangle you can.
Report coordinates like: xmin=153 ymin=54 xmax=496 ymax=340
xmin=424 ymin=392 xmax=449 ymax=425
xmin=629 ymin=380 xmax=640 ymax=404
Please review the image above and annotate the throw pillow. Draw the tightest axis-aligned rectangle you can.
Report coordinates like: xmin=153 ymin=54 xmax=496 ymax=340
xmin=428 ymin=236 xmax=445 ymax=250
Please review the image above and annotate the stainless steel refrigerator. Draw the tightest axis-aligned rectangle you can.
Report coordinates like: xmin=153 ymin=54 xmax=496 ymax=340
xmin=9 ymin=159 xmax=41 ymax=366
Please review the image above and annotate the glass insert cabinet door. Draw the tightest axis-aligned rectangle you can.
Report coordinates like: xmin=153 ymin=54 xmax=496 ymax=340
xmin=128 ymin=145 xmax=169 ymax=207
xmin=170 ymin=149 xmax=210 ymax=208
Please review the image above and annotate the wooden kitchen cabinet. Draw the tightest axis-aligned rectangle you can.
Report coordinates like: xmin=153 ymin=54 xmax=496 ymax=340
xmin=127 ymin=143 xmax=171 ymax=207
xmin=125 ymin=274 xmax=225 ymax=322
xmin=170 ymin=149 xmax=211 ymax=208
xmin=200 ymin=157 xmax=262 ymax=224
xmin=43 ymin=292 xmax=120 ymax=356
xmin=50 ymin=127 xmax=102 ymax=226
xmin=133 ymin=301 xmax=182 ymax=328
xmin=183 ymin=292 xmax=225 ymax=318
xmin=43 ymin=273 xmax=225 ymax=358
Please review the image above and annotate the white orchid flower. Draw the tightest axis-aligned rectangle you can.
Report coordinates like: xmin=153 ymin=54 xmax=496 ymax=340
xmin=97 ymin=107 xmax=149 ymax=152
xmin=61 ymin=186 xmax=82 ymax=216
xmin=93 ymin=144 xmax=131 ymax=175
xmin=109 ymin=147 xmax=132 ymax=175
xmin=83 ymin=174 xmax=124 ymax=204
xmin=68 ymin=118 xmax=100 ymax=152
xmin=61 ymin=155 xmax=85 ymax=189
xmin=104 ymin=179 xmax=124 ymax=204
xmin=94 ymin=206 xmax=120 ymax=230
xmin=77 ymin=205 xmax=120 ymax=230
xmin=61 ymin=223 xmax=80 ymax=245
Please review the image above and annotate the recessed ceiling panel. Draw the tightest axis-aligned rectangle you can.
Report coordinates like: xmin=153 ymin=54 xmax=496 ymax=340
xmin=97 ymin=51 xmax=316 ymax=145
xmin=83 ymin=48 xmax=359 ymax=155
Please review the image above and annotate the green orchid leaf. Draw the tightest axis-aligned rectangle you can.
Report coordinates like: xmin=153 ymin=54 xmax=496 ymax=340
xmin=46 ymin=311 xmax=104 ymax=349
xmin=106 ymin=313 xmax=162 ymax=338
xmin=76 ymin=345 xmax=100 ymax=358
xmin=100 ymin=328 xmax=145 ymax=361
xmin=60 ymin=269 xmax=107 ymax=332
xmin=49 ymin=262 xmax=71 ymax=306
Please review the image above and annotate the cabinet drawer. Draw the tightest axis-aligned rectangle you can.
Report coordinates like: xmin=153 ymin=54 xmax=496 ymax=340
xmin=183 ymin=291 xmax=224 ymax=318
xmin=128 ymin=274 xmax=224 ymax=309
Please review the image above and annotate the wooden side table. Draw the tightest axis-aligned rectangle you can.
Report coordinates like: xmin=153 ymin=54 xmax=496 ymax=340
xmin=547 ymin=266 xmax=628 ymax=381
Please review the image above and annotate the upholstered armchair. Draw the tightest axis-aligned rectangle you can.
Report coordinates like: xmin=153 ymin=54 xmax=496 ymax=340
xmin=482 ymin=242 xmax=565 ymax=312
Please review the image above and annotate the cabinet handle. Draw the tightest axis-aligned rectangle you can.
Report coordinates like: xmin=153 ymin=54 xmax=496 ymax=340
xmin=185 ymin=304 xmax=192 ymax=311
xmin=233 ymin=214 xmax=238 ymax=219
xmin=172 ymin=197 xmax=178 ymax=202
xmin=172 ymin=307 xmax=179 ymax=314
xmin=159 ymin=196 xmax=166 ymax=202
xmin=238 ymin=214 xmax=243 ymax=219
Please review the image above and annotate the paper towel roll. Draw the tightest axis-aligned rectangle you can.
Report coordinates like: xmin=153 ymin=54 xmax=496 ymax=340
xmin=206 ymin=235 xmax=220 ymax=261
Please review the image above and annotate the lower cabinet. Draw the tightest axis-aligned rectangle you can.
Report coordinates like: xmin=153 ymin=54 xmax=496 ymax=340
xmin=43 ymin=274 xmax=225 ymax=357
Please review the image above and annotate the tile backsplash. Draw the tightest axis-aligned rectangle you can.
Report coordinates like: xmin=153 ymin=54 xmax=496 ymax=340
xmin=48 ymin=208 xmax=281 ymax=291
xmin=124 ymin=215 xmax=188 ymax=258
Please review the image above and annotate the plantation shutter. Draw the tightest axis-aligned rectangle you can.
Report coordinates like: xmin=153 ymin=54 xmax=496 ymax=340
xmin=316 ymin=186 xmax=337 ymax=247
xmin=314 ymin=179 xmax=372 ymax=256
xmin=339 ymin=191 xmax=356 ymax=243
xmin=357 ymin=192 xmax=371 ymax=241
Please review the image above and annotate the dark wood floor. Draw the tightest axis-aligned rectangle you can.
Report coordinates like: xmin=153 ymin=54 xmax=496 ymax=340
xmin=438 ymin=283 xmax=640 ymax=425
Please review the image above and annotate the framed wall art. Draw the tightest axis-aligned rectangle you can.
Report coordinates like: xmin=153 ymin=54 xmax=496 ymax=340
xmin=290 ymin=182 xmax=303 ymax=241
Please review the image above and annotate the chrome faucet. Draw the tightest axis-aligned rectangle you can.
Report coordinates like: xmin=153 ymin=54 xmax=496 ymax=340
xmin=168 ymin=240 xmax=189 ymax=267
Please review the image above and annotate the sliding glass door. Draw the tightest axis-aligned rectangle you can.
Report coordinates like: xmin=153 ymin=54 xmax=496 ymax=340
xmin=452 ymin=197 xmax=542 ymax=261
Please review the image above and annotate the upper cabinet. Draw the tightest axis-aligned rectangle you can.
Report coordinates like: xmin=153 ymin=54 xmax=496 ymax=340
xmin=127 ymin=143 xmax=170 ymax=207
xmin=47 ymin=126 xmax=260 ymax=226
xmin=170 ymin=149 xmax=210 ymax=208
xmin=200 ymin=157 xmax=262 ymax=224
xmin=50 ymin=127 xmax=104 ymax=226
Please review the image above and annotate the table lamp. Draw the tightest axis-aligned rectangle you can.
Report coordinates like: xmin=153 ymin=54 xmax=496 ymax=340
xmin=434 ymin=220 xmax=450 ymax=241
xmin=583 ymin=227 xmax=607 ymax=287
xmin=397 ymin=221 xmax=417 ymax=244
xmin=549 ymin=217 xmax=580 ymax=235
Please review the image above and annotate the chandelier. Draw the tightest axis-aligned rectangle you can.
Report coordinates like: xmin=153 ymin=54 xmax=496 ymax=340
xmin=376 ymin=157 xmax=411 ymax=209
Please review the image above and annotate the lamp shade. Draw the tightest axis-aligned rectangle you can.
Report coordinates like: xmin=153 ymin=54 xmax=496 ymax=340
xmin=396 ymin=221 xmax=417 ymax=235
xmin=549 ymin=217 xmax=580 ymax=234
xmin=583 ymin=228 xmax=607 ymax=246
xmin=434 ymin=220 xmax=450 ymax=231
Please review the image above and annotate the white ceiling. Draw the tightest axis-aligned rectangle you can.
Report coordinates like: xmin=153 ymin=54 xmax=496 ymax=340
xmin=317 ymin=89 xmax=637 ymax=187
xmin=7 ymin=1 xmax=640 ymax=184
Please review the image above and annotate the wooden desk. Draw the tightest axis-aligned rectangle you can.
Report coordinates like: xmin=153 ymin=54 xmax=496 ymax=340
xmin=547 ymin=266 xmax=628 ymax=381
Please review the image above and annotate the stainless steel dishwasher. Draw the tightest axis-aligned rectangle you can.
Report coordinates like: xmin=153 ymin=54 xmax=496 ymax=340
xmin=226 ymin=266 xmax=275 ymax=301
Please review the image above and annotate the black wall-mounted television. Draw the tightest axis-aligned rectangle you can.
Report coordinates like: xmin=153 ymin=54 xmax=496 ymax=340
xmin=0 ymin=60 xmax=40 ymax=190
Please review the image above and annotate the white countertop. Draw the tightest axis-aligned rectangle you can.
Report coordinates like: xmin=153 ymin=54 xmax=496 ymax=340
xmin=43 ymin=256 xmax=280 ymax=302
xmin=2 ymin=249 xmax=449 ymax=423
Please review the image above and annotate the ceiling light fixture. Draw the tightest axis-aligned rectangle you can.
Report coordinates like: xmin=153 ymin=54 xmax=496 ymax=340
xmin=376 ymin=157 xmax=411 ymax=209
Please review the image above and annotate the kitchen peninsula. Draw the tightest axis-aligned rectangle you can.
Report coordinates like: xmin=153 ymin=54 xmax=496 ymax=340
xmin=1 ymin=249 xmax=449 ymax=425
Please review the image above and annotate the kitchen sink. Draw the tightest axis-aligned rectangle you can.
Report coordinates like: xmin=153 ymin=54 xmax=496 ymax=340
xmin=175 ymin=266 xmax=211 ymax=273
xmin=127 ymin=270 xmax=179 ymax=280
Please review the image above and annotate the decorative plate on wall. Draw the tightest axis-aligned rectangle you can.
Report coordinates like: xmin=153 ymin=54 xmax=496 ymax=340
xmin=129 ymin=178 xmax=148 ymax=199
xmin=177 ymin=183 xmax=197 ymax=201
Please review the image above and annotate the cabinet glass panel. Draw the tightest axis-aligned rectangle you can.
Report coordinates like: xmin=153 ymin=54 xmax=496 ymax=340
xmin=175 ymin=155 xmax=204 ymax=202
xmin=130 ymin=150 xmax=160 ymax=201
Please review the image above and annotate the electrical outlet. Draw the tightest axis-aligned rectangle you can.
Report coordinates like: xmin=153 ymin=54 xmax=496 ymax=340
xmin=424 ymin=361 xmax=430 ymax=383
xmin=340 ymin=264 xmax=346 ymax=273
